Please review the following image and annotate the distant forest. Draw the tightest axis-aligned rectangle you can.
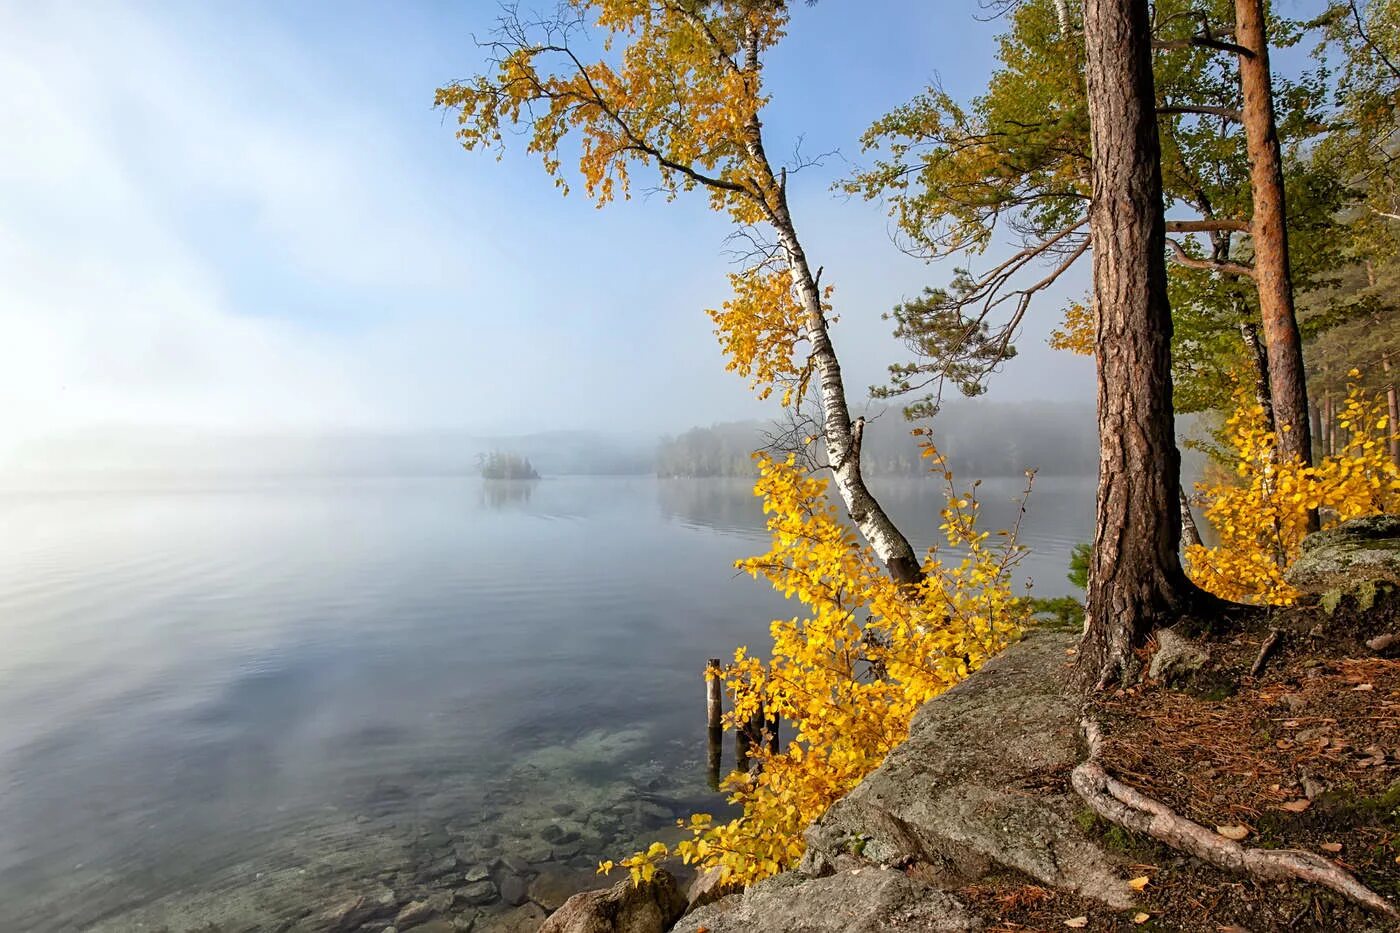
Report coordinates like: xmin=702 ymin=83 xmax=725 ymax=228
xmin=656 ymin=403 xmax=1099 ymax=478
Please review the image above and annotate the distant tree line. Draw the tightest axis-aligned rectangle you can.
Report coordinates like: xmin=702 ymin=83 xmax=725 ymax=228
xmin=477 ymin=451 xmax=540 ymax=480
xmin=656 ymin=403 xmax=1098 ymax=478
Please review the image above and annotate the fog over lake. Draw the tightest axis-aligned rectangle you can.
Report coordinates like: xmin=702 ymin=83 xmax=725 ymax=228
xmin=0 ymin=471 xmax=1092 ymax=930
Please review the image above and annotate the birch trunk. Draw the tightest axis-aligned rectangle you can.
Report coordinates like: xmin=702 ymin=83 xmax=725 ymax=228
xmin=770 ymin=202 xmax=924 ymax=584
xmin=734 ymin=46 xmax=923 ymax=584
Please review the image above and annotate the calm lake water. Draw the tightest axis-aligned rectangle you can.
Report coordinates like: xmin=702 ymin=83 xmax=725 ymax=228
xmin=0 ymin=473 xmax=1093 ymax=932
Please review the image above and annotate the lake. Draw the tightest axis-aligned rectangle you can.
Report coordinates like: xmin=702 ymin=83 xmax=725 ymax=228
xmin=0 ymin=473 xmax=1093 ymax=931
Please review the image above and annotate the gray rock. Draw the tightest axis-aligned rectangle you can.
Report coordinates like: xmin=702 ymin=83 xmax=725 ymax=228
xmin=497 ymin=854 xmax=533 ymax=877
xmin=1285 ymin=513 xmax=1400 ymax=593
xmin=499 ymin=873 xmax=530 ymax=907
xmin=551 ymin=802 xmax=577 ymax=817
xmin=316 ymin=894 xmax=383 ymax=933
xmin=457 ymin=879 xmax=500 ymax=907
xmin=1148 ymin=627 xmax=1210 ymax=684
xmin=801 ymin=631 xmax=1135 ymax=909
xmin=686 ymin=866 xmax=740 ymax=912
xmin=419 ymin=855 xmax=462 ymax=882
xmin=537 ymin=870 xmax=686 ymax=933
xmin=672 ymin=868 xmax=983 ymax=932
xmin=396 ymin=893 xmax=451 ymax=929
xmin=527 ymin=866 xmax=590 ymax=912
xmin=479 ymin=902 xmax=547 ymax=933
xmin=463 ymin=863 xmax=492 ymax=884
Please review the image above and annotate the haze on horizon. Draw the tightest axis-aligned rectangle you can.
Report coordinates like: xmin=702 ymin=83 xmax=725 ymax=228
xmin=0 ymin=1 xmax=1096 ymax=470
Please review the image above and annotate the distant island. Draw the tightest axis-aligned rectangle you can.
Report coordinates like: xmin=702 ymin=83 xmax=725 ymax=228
xmin=477 ymin=451 xmax=540 ymax=480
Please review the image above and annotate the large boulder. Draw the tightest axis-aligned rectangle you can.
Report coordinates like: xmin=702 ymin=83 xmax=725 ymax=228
xmin=537 ymin=870 xmax=686 ymax=933
xmin=1285 ymin=514 xmax=1400 ymax=594
xmin=671 ymin=867 xmax=984 ymax=933
xmin=801 ymin=630 xmax=1136 ymax=909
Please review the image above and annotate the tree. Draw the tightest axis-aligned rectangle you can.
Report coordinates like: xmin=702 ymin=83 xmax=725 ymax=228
xmin=435 ymin=2 xmax=923 ymax=583
xmin=847 ymin=0 xmax=1336 ymax=437
xmin=1072 ymin=0 xmax=1205 ymax=690
xmin=1234 ymin=0 xmax=1313 ymax=472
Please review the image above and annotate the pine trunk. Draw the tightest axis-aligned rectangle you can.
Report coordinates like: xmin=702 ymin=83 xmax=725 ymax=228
xmin=1235 ymin=0 xmax=1313 ymax=477
xmin=1073 ymin=0 xmax=1198 ymax=691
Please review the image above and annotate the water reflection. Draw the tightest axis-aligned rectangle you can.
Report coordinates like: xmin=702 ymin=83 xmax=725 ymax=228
xmin=479 ymin=478 xmax=538 ymax=509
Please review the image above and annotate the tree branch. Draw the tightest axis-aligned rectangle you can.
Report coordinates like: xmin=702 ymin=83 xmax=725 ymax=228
xmin=1158 ymin=104 xmax=1243 ymax=121
xmin=1166 ymin=218 xmax=1249 ymax=233
xmin=1168 ymin=237 xmax=1255 ymax=278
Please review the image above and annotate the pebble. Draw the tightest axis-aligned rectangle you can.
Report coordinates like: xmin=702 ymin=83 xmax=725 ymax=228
xmin=463 ymin=863 xmax=491 ymax=884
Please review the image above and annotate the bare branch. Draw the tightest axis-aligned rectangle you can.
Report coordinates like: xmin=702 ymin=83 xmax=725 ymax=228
xmin=1168 ymin=237 xmax=1256 ymax=278
xmin=1165 ymin=218 xmax=1249 ymax=233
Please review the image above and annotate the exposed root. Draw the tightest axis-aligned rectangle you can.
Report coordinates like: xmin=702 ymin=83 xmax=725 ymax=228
xmin=1072 ymin=718 xmax=1399 ymax=919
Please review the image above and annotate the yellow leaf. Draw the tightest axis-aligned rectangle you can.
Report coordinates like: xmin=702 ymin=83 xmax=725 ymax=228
xmin=1132 ymin=913 xmax=1150 ymax=924
xmin=1127 ymin=875 xmax=1149 ymax=891
xmin=1215 ymin=824 xmax=1250 ymax=840
xmin=1278 ymin=798 xmax=1311 ymax=813
xmin=1064 ymin=918 xmax=1089 ymax=929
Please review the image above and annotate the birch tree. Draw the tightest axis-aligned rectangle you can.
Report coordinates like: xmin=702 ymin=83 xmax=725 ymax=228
xmin=436 ymin=1 xmax=924 ymax=583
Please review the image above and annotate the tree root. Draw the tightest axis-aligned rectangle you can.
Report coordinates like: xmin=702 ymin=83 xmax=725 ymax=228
xmin=1072 ymin=718 xmax=1398 ymax=919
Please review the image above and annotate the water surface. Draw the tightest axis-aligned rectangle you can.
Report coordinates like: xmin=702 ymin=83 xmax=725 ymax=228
xmin=0 ymin=473 xmax=1092 ymax=930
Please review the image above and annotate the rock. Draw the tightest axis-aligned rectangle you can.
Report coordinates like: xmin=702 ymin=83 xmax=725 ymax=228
xmin=498 ymin=854 xmax=533 ymax=877
xmin=1285 ymin=514 xmax=1400 ymax=594
xmin=414 ymin=922 xmax=458 ymax=933
xmin=527 ymin=867 xmax=591 ymax=912
xmin=1148 ymin=627 xmax=1209 ymax=684
xmin=453 ymin=912 xmax=479 ymax=931
xmin=317 ymin=894 xmax=382 ymax=932
xmin=686 ymin=867 xmax=740 ymax=912
xmin=673 ymin=868 xmax=982 ymax=932
xmin=457 ymin=879 xmax=500 ymax=907
xmin=802 ymin=631 xmax=1135 ymax=909
xmin=551 ymin=802 xmax=577 ymax=817
xmin=537 ymin=870 xmax=687 ymax=933
xmin=479 ymin=902 xmax=547 ymax=933
xmin=463 ymin=863 xmax=492 ymax=883
xmin=499 ymin=873 xmax=530 ymax=906
xmin=419 ymin=855 xmax=462 ymax=882
xmin=396 ymin=893 xmax=451 ymax=929
xmin=519 ymin=842 xmax=554 ymax=864
xmin=550 ymin=841 xmax=583 ymax=860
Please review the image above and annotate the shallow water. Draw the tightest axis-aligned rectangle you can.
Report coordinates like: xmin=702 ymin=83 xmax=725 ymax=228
xmin=0 ymin=473 xmax=1093 ymax=931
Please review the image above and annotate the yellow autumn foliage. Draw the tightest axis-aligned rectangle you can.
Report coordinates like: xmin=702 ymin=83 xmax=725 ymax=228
xmin=600 ymin=445 xmax=1030 ymax=887
xmin=1185 ymin=373 xmax=1400 ymax=605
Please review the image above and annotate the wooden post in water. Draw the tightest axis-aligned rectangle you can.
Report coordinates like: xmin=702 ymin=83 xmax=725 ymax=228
xmin=705 ymin=659 xmax=723 ymax=789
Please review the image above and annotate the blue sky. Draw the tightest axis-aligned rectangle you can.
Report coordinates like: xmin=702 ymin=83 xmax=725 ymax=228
xmin=0 ymin=0 xmax=1096 ymax=452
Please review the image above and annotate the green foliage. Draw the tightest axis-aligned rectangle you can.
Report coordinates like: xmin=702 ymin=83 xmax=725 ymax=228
xmin=848 ymin=0 xmax=1347 ymax=414
xmin=872 ymin=280 xmax=1019 ymax=419
xmin=1067 ymin=541 xmax=1091 ymax=590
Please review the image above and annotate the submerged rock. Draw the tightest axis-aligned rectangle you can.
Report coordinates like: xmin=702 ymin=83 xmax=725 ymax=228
xmin=480 ymin=902 xmax=547 ymax=933
xmin=457 ymin=879 xmax=499 ymax=907
xmin=1286 ymin=514 xmax=1400 ymax=594
xmin=537 ymin=869 xmax=686 ymax=933
xmin=499 ymin=873 xmax=530 ymax=907
xmin=672 ymin=868 xmax=983 ymax=932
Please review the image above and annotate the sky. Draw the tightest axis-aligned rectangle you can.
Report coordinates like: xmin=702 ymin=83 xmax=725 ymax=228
xmin=0 ymin=0 xmax=1097 ymax=459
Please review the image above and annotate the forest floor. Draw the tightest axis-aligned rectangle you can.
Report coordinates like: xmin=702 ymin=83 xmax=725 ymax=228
xmin=971 ymin=591 xmax=1400 ymax=931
